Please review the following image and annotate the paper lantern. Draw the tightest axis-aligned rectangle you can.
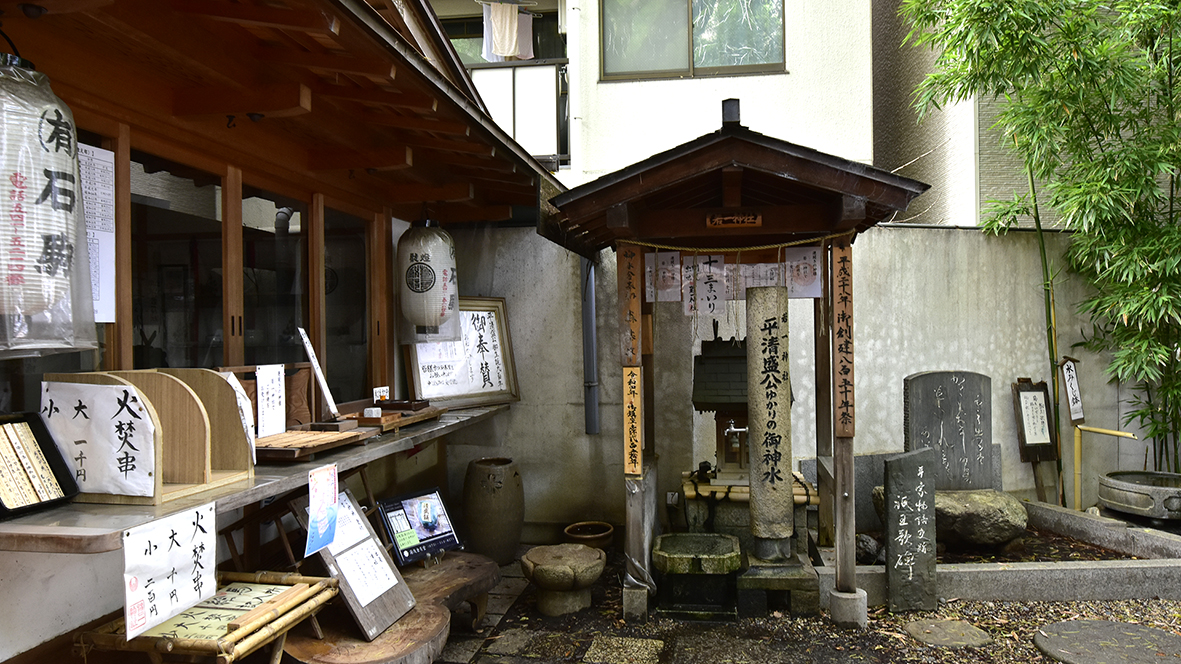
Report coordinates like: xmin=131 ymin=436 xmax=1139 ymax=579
xmin=397 ymin=220 xmax=457 ymax=328
xmin=0 ymin=55 xmax=80 ymax=317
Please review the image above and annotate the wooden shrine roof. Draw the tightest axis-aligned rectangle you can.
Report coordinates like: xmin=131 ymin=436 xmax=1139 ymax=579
xmin=0 ymin=0 xmax=558 ymax=222
xmin=544 ymin=101 xmax=929 ymax=259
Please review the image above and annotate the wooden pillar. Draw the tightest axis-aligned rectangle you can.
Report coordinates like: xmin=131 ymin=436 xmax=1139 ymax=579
xmin=106 ymin=123 xmax=132 ymax=369
xmin=618 ymin=243 xmax=643 ymax=473
xmin=307 ymin=194 xmax=327 ymax=419
xmin=831 ymin=240 xmax=856 ymax=593
xmin=367 ymin=208 xmax=392 ymax=390
xmin=221 ymin=165 xmax=244 ymax=366
xmin=814 ymin=240 xmax=834 ymax=546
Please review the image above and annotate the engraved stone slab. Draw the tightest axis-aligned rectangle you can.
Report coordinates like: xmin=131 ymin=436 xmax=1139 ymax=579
xmin=746 ymin=287 xmax=793 ymax=545
xmin=885 ymin=448 xmax=936 ymax=613
xmin=903 ymin=371 xmax=993 ymax=491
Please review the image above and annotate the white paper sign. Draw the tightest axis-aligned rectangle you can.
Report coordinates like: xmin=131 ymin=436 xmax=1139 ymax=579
xmin=42 ymin=381 xmax=156 ymax=497
xmin=219 ymin=371 xmax=256 ymax=464
xmin=327 ymin=491 xmax=370 ymax=556
xmin=297 ymin=327 xmax=339 ymax=419
xmin=334 ymin=538 xmax=398 ymax=607
xmin=1020 ymin=391 xmax=1052 ymax=445
xmin=414 ymin=309 xmax=508 ymax=398
xmin=1061 ymin=360 xmax=1085 ymax=424
xmin=122 ymin=502 xmax=217 ymax=639
xmin=78 ymin=144 xmax=116 ymax=323
xmin=682 ymin=255 xmax=726 ymax=316
xmin=255 ymin=364 xmax=286 ymax=439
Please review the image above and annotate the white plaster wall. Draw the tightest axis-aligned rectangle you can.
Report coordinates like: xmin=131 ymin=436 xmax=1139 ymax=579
xmin=562 ymin=0 xmax=874 ymax=186
xmin=0 ymin=549 xmax=124 ymax=659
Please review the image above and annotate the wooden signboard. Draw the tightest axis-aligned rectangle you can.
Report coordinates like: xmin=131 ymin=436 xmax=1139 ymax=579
xmin=617 ymin=243 xmax=642 ymax=366
xmin=406 ymin=298 xmax=520 ymax=408
xmin=1012 ymin=378 xmax=1059 ymax=463
xmin=623 ymin=367 xmax=643 ymax=476
xmin=291 ymin=489 xmax=415 ymax=642
xmin=831 ymin=244 xmax=855 ymax=437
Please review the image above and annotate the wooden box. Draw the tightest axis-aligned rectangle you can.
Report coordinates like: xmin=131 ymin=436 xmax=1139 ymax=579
xmin=43 ymin=369 xmax=252 ymax=506
xmin=0 ymin=412 xmax=79 ymax=520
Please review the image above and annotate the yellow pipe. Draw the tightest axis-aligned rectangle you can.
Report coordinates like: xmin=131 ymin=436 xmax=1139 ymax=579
xmin=1074 ymin=426 xmax=1082 ymax=511
xmin=1076 ymin=425 xmax=1138 ymax=439
xmin=1073 ymin=425 xmax=1139 ymax=511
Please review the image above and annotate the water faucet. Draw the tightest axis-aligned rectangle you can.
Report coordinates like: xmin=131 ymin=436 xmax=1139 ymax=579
xmin=723 ymin=419 xmax=747 ymax=448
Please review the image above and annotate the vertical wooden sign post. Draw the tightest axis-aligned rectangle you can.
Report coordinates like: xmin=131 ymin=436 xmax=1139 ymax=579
xmin=830 ymin=242 xmax=857 ymax=600
xmin=617 ymin=243 xmax=643 ymax=475
xmin=623 ymin=367 xmax=643 ymax=476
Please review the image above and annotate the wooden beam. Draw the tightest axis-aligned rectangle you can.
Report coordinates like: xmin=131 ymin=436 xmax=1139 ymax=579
xmin=173 ymin=83 xmax=312 ymax=118
xmin=367 ymin=209 xmax=388 ymax=391
xmin=617 ymin=244 xmax=642 ymax=367
xmin=317 ymin=86 xmax=438 ymax=113
xmin=361 ymin=112 xmax=469 ymax=136
xmin=722 ymin=166 xmax=742 ymax=207
xmin=254 ymin=48 xmax=397 ymax=80
xmin=309 ymin=147 xmax=413 ymax=172
xmin=430 ymin=204 xmax=513 ymax=223
xmin=170 ymin=0 xmax=341 ymax=35
xmin=384 ymin=183 xmax=474 ymax=204
xmin=401 ymin=136 xmax=494 ymax=156
xmin=419 ymin=152 xmax=515 ymax=172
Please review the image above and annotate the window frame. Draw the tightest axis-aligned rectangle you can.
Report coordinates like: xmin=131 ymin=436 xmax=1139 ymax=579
xmin=598 ymin=0 xmax=787 ymax=81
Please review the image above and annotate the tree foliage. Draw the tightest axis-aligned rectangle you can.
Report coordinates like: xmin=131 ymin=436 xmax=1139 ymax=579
xmin=901 ymin=0 xmax=1181 ymax=470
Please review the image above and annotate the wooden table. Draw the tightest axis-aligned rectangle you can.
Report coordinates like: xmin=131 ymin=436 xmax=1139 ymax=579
xmin=283 ymin=552 xmax=501 ymax=664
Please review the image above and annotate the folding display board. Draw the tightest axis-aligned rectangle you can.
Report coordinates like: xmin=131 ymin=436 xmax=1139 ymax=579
xmin=291 ymin=489 xmax=415 ymax=641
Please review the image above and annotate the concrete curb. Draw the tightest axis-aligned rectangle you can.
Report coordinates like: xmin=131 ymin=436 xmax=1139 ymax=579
xmin=817 ymin=502 xmax=1181 ymax=609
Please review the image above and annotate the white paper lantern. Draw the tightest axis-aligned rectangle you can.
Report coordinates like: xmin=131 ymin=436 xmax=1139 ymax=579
xmin=0 ymin=56 xmax=80 ymax=317
xmin=397 ymin=220 xmax=457 ymax=327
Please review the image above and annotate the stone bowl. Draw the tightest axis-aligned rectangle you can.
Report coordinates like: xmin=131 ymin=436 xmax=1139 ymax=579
xmin=652 ymin=533 xmax=742 ymax=575
xmin=563 ymin=521 xmax=614 ymax=549
xmin=1098 ymin=471 xmax=1181 ymax=519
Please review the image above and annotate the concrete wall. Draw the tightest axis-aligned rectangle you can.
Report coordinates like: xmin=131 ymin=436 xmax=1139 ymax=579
xmin=562 ymin=0 xmax=874 ymax=187
xmin=437 ymin=222 xmax=1138 ymax=541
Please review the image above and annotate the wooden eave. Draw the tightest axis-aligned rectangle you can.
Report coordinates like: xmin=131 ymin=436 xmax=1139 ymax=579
xmin=0 ymin=0 xmax=559 ymax=222
xmin=544 ymin=121 xmax=929 ymax=259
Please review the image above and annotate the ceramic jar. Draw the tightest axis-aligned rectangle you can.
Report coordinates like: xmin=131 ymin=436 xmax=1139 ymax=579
xmin=463 ymin=457 xmax=523 ymax=565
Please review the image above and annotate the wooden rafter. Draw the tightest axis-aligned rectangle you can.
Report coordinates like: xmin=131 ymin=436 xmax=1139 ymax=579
xmin=170 ymin=0 xmax=341 ymax=35
xmin=254 ymin=48 xmax=398 ymax=80
xmin=173 ymin=82 xmax=313 ymax=118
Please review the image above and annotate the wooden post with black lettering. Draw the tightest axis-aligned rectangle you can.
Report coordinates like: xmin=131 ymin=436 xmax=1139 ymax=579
xmin=617 ymin=242 xmax=649 ymax=622
xmin=617 ymin=243 xmax=643 ymax=474
xmin=831 ymin=240 xmax=856 ymax=594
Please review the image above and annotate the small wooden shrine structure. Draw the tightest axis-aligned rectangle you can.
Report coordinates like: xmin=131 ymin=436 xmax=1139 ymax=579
xmin=544 ymin=99 xmax=929 ymax=619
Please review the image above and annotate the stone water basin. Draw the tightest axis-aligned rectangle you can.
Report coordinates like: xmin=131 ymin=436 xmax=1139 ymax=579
xmin=1097 ymin=471 xmax=1181 ymax=519
xmin=652 ymin=533 xmax=742 ymax=575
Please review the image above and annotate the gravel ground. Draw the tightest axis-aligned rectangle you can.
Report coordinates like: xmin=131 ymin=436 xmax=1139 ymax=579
xmin=486 ymin=533 xmax=1181 ymax=663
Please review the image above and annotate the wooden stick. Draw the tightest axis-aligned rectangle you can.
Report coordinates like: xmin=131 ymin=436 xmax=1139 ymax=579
xmin=227 ymin=583 xmax=307 ymax=631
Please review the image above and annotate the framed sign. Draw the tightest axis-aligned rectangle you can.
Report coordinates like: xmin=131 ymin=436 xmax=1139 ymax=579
xmin=1011 ymin=378 xmax=1059 ymax=463
xmin=406 ymin=297 xmax=519 ymax=408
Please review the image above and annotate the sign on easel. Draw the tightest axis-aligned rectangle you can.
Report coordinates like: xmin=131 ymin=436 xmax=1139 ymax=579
xmin=122 ymin=502 xmax=217 ymax=639
xmin=298 ymin=327 xmax=340 ymax=420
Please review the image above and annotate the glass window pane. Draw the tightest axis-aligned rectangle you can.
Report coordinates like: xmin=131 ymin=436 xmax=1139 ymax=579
xmin=242 ymin=188 xmax=308 ymax=367
xmin=602 ymin=0 xmax=689 ymax=76
xmin=324 ymin=208 xmax=368 ymax=404
xmin=693 ymin=0 xmax=784 ymax=69
xmin=129 ymin=152 xmax=222 ymax=369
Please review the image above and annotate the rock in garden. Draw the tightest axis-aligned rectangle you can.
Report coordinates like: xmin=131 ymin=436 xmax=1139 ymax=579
xmin=856 ymin=533 xmax=881 ymax=565
xmin=873 ymin=487 xmax=1027 ymax=547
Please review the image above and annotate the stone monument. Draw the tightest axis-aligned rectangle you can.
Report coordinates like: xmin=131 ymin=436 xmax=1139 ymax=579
xmin=884 ymin=448 xmax=936 ymax=612
xmin=736 ymin=287 xmax=818 ymax=616
xmin=903 ymin=371 xmax=995 ymax=490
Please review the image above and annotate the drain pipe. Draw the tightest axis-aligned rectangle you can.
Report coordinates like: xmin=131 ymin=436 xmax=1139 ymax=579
xmin=581 ymin=257 xmax=600 ymax=434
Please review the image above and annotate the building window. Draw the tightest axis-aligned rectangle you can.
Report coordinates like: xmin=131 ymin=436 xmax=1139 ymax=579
xmin=601 ymin=0 xmax=784 ymax=79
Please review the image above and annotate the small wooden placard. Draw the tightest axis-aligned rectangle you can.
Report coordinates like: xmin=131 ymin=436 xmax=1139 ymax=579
xmin=1012 ymin=378 xmax=1059 ymax=463
xmin=623 ymin=367 xmax=643 ymax=476
xmin=706 ymin=212 xmax=762 ymax=228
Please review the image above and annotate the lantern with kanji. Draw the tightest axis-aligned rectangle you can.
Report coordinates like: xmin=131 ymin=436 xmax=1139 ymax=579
xmin=397 ymin=219 xmax=457 ymax=328
xmin=0 ymin=55 xmax=81 ymax=318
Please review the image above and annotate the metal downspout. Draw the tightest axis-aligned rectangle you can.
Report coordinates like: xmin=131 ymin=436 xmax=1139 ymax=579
xmin=581 ymin=257 xmax=600 ymax=434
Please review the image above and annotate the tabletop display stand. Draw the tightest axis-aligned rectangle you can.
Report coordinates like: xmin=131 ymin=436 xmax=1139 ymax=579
xmin=77 ymin=571 xmax=338 ymax=664
xmin=44 ymin=370 xmax=253 ymax=506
